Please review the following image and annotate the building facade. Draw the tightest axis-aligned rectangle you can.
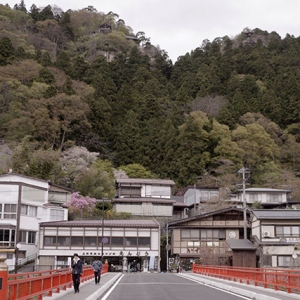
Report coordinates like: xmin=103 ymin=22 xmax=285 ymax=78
xmin=251 ymin=209 xmax=300 ymax=268
xmin=113 ymin=178 xmax=176 ymax=217
xmin=38 ymin=219 xmax=160 ymax=272
xmin=0 ymin=173 xmax=71 ymax=270
xmin=168 ymin=208 xmax=252 ymax=270
xmin=230 ymin=188 xmax=293 ymax=209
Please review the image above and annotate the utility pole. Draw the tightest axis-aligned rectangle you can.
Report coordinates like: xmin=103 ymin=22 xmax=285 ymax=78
xmin=238 ymin=167 xmax=250 ymax=240
xmin=15 ymin=184 xmax=22 ymax=274
xmin=166 ymin=223 xmax=169 ymax=272
xmin=101 ymin=198 xmax=104 ymax=261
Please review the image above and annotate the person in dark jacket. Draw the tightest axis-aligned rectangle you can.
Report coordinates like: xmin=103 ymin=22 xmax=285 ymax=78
xmin=92 ymin=257 xmax=103 ymax=284
xmin=71 ymin=253 xmax=83 ymax=293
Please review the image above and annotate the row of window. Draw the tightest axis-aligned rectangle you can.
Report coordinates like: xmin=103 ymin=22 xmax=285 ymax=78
xmin=0 ymin=203 xmax=37 ymax=218
xmin=275 ymin=226 xmax=300 ymax=237
xmin=181 ymin=227 xmax=300 ymax=240
xmin=247 ymin=194 xmax=283 ymax=202
xmin=0 ymin=229 xmax=36 ymax=246
xmin=0 ymin=203 xmax=64 ymax=220
xmin=44 ymin=236 xmax=151 ymax=248
xmin=182 ymin=229 xmax=226 ymax=239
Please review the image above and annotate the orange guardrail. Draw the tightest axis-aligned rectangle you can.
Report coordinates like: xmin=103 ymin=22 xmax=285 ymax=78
xmin=193 ymin=263 xmax=300 ymax=294
xmin=7 ymin=263 xmax=108 ymax=300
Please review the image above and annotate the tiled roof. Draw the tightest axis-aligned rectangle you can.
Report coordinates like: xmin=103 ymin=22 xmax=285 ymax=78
xmin=168 ymin=207 xmax=244 ymax=226
xmin=39 ymin=219 xmax=160 ymax=228
xmin=115 ymin=178 xmax=175 ymax=185
xmin=49 ymin=182 xmax=75 ymax=192
xmin=113 ymin=197 xmax=176 ymax=204
xmin=0 ymin=172 xmax=48 ymax=183
xmin=252 ymin=209 xmax=300 ymax=219
xmin=226 ymin=239 xmax=257 ymax=250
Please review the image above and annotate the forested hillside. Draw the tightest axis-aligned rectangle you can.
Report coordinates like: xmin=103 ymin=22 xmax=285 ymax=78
xmin=1 ymin=3 xmax=300 ymax=198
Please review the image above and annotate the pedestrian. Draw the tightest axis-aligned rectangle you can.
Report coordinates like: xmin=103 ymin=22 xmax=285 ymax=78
xmin=130 ymin=260 xmax=137 ymax=273
xmin=71 ymin=253 xmax=83 ymax=293
xmin=92 ymin=257 xmax=103 ymax=284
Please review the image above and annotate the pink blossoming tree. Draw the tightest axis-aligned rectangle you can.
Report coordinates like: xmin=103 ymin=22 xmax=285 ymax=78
xmin=65 ymin=192 xmax=97 ymax=219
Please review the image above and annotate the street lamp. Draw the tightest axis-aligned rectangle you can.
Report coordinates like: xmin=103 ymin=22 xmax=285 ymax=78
xmin=238 ymin=167 xmax=250 ymax=240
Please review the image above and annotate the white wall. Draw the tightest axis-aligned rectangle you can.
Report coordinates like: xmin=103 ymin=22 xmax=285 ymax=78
xmin=115 ymin=203 xmax=173 ymax=217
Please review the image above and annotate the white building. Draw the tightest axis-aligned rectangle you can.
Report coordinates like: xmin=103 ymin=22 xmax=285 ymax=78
xmin=230 ymin=188 xmax=292 ymax=208
xmin=0 ymin=173 xmax=71 ymax=271
xmin=183 ymin=186 xmax=220 ymax=206
xmin=38 ymin=219 xmax=160 ymax=272
xmin=113 ymin=178 xmax=176 ymax=217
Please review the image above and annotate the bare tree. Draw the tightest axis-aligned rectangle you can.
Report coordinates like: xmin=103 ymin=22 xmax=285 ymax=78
xmin=188 ymin=95 xmax=228 ymax=118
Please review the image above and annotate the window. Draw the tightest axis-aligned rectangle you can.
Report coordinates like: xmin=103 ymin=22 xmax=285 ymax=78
xmin=4 ymin=204 xmax=17 ymax=219
xmin=28 ymin=231 xmax=36 ymax=244
xmin=125 ymin=237 xmax=137 ymax=247
xmin=182 ymin=229 xmax=200 ymax=239
xmin=0 ymin=229 xmax=15 ymax=247
xmin=266 ymin=194 xmax=282 ymax=203
xmin=71 ymin=236 xmax=83 ymax=246
xmin=57 ymin=236 xmax=70 ymax=246
xmin=28 ymin=206 xmax=37 ymax=217
xmin=181 ymin=229 xmax=226 ymax=240
xmin=138 ymin=237 xmax=150 ymax=247
xmin=278 ymin=256 xmax=292 ymax=267
xmin=200 ymin=229 xmax=226 ymax=240
xmin=21 ymin=205 xmax=28 ymax=215
xmin=44 ymin=236 xmax=57 ymax=246
xmin=50 ymin=209 xmax=64 ymax=221
xmin=276 ymin=226 xmax=300 ymax=237
xmin=187 ymin=241 xmax=200 ymax=254
xmin=19 ymin=230 xmax=26 ymax=243
xmin=120 ymin=187 xmax=141 ymax=197
xmin=21 ymin=205 xmax=37 ymax=217
xmin=249 ymin=193 xmax=259 ymax=202
xmin=111 ymin=237 xmax=123 ymax=246
xmin=57 ymin=256 xmax=68 ymax=266
xmin=85 ymin=237 xmax=97 ymax=246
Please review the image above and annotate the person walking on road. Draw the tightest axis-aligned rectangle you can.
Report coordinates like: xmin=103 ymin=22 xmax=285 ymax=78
xmin=71 ymin=253 xmax=83 ymax=293
xmin=92 ymin=257 xmax=103 ymax=284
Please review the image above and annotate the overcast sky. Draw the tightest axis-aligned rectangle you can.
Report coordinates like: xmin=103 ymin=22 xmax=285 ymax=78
xmin=4 ymin=0 xmax=300 ymax=62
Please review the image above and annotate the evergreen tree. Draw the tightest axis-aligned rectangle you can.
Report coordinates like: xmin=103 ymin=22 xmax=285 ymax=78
xmin=0 ymin=37 xmax=15 ymax=66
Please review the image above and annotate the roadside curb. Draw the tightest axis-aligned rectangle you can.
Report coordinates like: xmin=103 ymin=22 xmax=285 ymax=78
xmin=178 ymin=273 xmax=300 ymax=300
xmin=85 ymin=273 xmax=122 ymax=300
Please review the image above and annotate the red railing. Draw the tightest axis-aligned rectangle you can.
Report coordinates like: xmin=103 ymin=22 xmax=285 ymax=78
xmin=7 ymin=263 xmax=108 ymax=300
xmin=193 ymin=264 xmax=300 ymax=294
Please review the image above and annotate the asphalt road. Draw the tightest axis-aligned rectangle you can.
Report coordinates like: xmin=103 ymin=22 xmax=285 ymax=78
xmin=99 ymin=273 xmax=251 ymax=300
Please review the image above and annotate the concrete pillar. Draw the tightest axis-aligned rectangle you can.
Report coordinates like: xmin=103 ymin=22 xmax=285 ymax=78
xmin=122 ymin=257 xmax=127 ymax=273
